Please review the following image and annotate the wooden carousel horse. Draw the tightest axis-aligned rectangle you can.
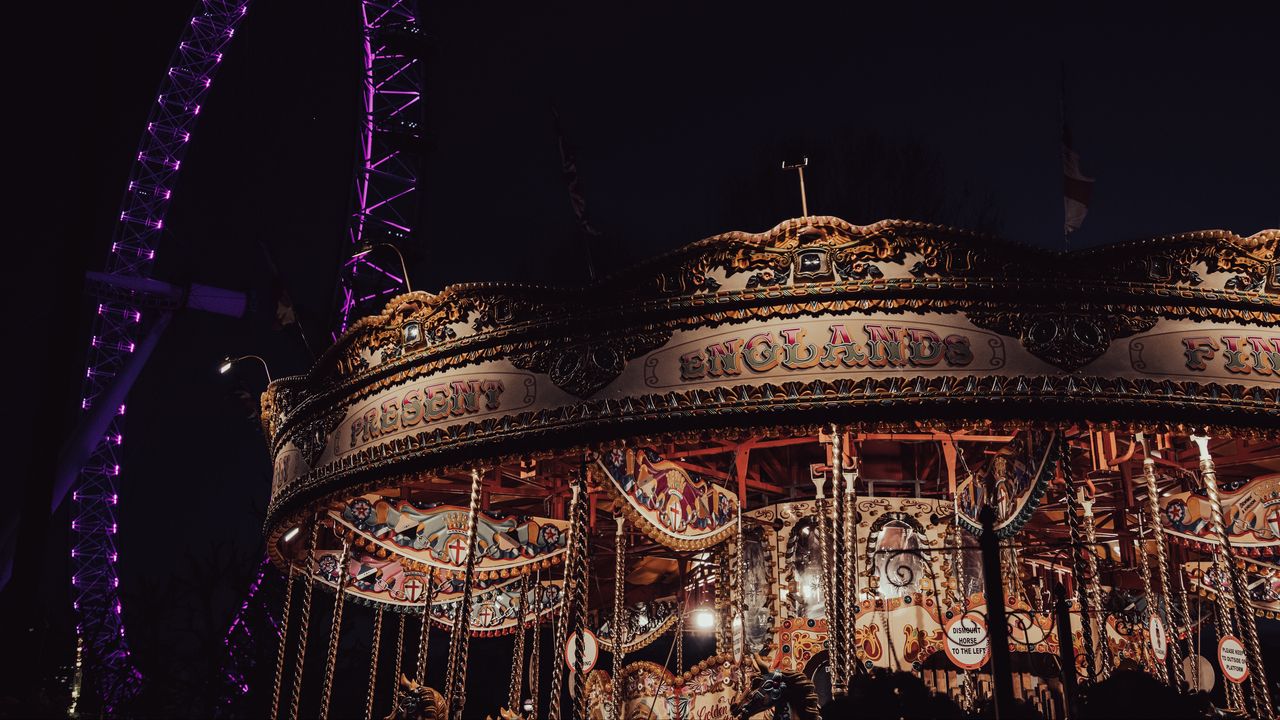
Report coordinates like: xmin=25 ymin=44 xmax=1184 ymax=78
xmin=385 ymin=674 xmax=448 ymax=720
xmin=730 ymin=652 xmax=821 ymax=720
xmin=484 ymin=709 xmax=523 ymax=720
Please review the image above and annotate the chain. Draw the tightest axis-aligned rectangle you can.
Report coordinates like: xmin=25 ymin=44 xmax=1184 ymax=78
xmin=319 ymin=540 xmax=350 ymax=718
xmin=364 ymin=605 xmax=383 ymax=720
xmin=1059 ymin=436 xmax=1100 ymax=685
xmin=610 ymin=517 xmax=627 ymax=719
xmin=289 ymin=522 xmax=320 ymax=720
xmin=1139 ymin=444 xmax=1186 ymax=689
xmin=510 ymin=574 xmax=531 ymax=711
xmin=1193 ymin=436 xmax=1272 ymax=718
xmin=445 ymin=468 xmax=485 ymax=719
xmin=270 ymin=563 xmax=297 ymax=720
xmin=1133 ymin=514 xmax=1167 ymax=684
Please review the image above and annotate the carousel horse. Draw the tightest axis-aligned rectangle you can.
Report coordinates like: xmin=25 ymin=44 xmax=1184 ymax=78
xmin=730 ymin=652 xmax=822 ymax=720
xmin=385 ymin=674 xmax=448 ymax=720
xmin=484 ymin=709 xmax=523 ymax=720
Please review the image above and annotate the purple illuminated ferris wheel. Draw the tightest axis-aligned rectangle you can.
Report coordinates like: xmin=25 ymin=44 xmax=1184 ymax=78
xmin=69 ymin=0 xmax=251 ymax=712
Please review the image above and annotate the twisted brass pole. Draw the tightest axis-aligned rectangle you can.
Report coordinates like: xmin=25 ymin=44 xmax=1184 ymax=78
xmin=1137 ymin=435 xmax=1186 ymax=690
xmin=1059 ymin=436 xmax=1100 ymax=685
xmin=289 ymin=523 xmax=320 ymax=720
xmin=570 ymin=465 xmax=592 ymax=720
xmin=364 ymin=605 xmax=383 ymax=720
xmin=444 ymin=468 xmax=485 ymax=719
xmin=1191 ymin=435 xmax=1272 ymax=718
xmin=829 ymin=426 xmax=847 ymax=695
xmin=548 ymin=477 xmax=586 ymax=720
xmin=319 ymin=540 xmax=351 ymax=718
xmin=416 ymin=572 xmax=437 ymax=685
xmin=508 ymin=574 xmax=530 ymax=712
xmin=610 ymin=516 xmax=627 ymax=718
xmin=812 ymin=465 xmax=838 ymax=699
xmin=270 ymin=564 xmax=298 ymax=720
xmin=529 ymin=578 xmax=543 ymax=720
xmin=1133 ymin=514 xmax=1168 ymax=684
xmin=839 ymin=434 xmax=857 ymax=695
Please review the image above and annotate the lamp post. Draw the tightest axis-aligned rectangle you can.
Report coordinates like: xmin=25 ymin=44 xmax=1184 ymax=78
xmin=219 ymin=354 xmax=272 ymax=383
xmin=352 ymin=242 xmax=412 ymax=292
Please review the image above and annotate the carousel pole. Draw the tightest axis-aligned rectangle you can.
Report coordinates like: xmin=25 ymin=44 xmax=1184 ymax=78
xmin=979 ymin=505 xmax=1016 ymax=716
xmin=829 ymin=425 xmax=848 ymax=696
xmin=570 ymin=463 xmax=592 ymax=720
xmin=734 ymin=496 xmax=748 ymax=692
xmin=548 ymin=471 xmax=586 ymax=720
xmin=529 ymin=577 xmax=543 ymax=720
xmin=269 ymin=563 xmax=297 ymax=720
xmin=392 ymin=612 xmax=405 ymax=693
xmin=1136 ymin=434 xmax=1186 ymax=690
xmin=811 ymin=461 xmax=838 ymax=699
xmin=1079 ymin=488 xmax=1113 ymax=676
xmin=839 ymin=433 xmax=858 ymax=695
xmin=319 ymin=539 xmax=351 ymax=719
xmin=1059 ymin=436 xmax=1101 ymax=685
xmin=509 ymin=574 xmax=530 ymax=712
xmin=1133 ymin=515 xmax=1168 ymax=684
xmin=444 ymin=468 xmax=485 ymax=720
xmin=363 ymin=605 xmax=383 ymax=720
xmin=416 ymin=571 xmax=438 ymax=685
xmin=1190 ymin=435 xmax=1272 ymax=718
xmin=289 ymin=522 xmax=320 ymax=720
xmin=610 ymin=516 xmax=627 ymax=719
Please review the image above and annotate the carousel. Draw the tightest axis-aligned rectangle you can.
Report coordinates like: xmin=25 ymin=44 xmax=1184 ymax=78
xmin=259 ymin=217 xmax=1280 ymax=719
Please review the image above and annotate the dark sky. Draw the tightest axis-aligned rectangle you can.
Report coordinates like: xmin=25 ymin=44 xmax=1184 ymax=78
xmin=9 ymin=0 xmax=1280 ymax=715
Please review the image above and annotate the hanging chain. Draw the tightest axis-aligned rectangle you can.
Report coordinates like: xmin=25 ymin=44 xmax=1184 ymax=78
xmin=1138 ymin=442 xmax=1186 ymax=690
xmin=319 ymin=539 xmax=351 ymax=718
xmin=1193 ymin=436 xmax=1272 ymax=718
xmin=289 ymin=522 xmax=320 ymax=720
xmin=1133 ymin=514 xmax=1168 ymax=684
xmin=675 ymin=606 xmax=685 ymax=676
xmin=364 ymin=605 xmax=383 ymax=720
xmin=509 ymin=574 xmax=531 ymax=711
xmin=610 ymin=517 xmax=627 ymax=719
xmin=444 ymin=468 xmax=485 ymax=719
xmin=1059 ymin=436 xmax=1100 ymax=685
xmin=270 ymin=564 xmax=297 ymax=720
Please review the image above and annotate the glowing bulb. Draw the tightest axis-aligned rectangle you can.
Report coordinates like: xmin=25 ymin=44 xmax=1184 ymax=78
xmin=219 ymin=358 xmax=234 ymax=374
xmin=283 ymin=527 xmax=301 ymax=542
xmin=692 ymin=608 xmax=716 ymax=630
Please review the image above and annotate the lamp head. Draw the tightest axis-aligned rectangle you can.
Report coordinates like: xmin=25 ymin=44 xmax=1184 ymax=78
xmin=218 ymin=356 xmax=234 ymax=374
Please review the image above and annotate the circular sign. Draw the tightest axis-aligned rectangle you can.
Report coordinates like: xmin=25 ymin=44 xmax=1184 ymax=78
xmin=944 ymin=614 xmax=990 ymax=670
xmin=565 ymin=629 xmax=599 ymax=674
xmin=1217 ymin=635 xmax=1249 ymax=684
xmin=1148 ymin=614 xmax=1168 ymax=663
xmin=1183 ymin=654 xmax=1215 ymax=693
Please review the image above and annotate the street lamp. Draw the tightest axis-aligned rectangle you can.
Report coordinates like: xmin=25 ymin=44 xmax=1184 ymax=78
xmin=352 ymin=242 xmax=413 ymax=292
xmin=218 ymin=354 xmax=272 ymax=383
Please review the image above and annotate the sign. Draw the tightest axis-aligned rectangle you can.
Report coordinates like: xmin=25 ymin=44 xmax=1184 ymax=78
xmin=944 ymin=614 xmax=990 ymax=670
xmin=1217 ymin=635 xmax=1249 ymax=684
xmin=1148 ymin=614 xmax=1168 ymax=663
xmin=565 ymin=629 xmax=599 ymax=674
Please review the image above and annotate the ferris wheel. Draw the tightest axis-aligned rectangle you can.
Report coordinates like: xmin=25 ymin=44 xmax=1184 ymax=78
xmin=67 ymin=0 xmax=423 ymax=712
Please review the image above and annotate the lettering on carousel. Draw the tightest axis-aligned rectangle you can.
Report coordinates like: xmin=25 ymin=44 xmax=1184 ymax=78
xmin=1182 ymin=335 xmax=1280 ymax=376
xmin=344 ymin=379 xmax=505 ymax=452
xmin=677 ymin=324 xmax=976 ymax=381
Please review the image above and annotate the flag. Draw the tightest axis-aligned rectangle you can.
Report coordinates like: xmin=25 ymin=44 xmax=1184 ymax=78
xmin=1062 ymin=125 xmax=1093 ymax=234
xmin=551 ymin=105 xmax=601 ymax=280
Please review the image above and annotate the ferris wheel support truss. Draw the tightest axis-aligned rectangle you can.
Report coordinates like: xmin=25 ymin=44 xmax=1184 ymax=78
xmin=71 ymin=0 xmax=251 ymax=712
xmin=217 ymin=1 xmax=426 ymax=709
xmin=333 ymin=0 xmax=425 ymax=337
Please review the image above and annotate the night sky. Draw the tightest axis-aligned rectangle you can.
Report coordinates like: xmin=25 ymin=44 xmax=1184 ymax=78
xmin=7 ymin=0 xmax=1280 ymax=717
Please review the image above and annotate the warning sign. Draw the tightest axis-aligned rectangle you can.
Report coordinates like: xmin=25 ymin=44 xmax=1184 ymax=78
xmin=1148 ymin=614 xmax=1168 ymax=663
xmin=1217 ymin=635 xmax=1249 ymax=684
xmin=944 ymin=614 xmax=990 ymax=670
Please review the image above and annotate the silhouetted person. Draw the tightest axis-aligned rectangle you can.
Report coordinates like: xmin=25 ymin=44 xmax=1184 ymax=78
xmin=821 ymin=670 xmax=965 ymax=719
xmin=1078 ymin=670 xmax=1216 ymax=719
